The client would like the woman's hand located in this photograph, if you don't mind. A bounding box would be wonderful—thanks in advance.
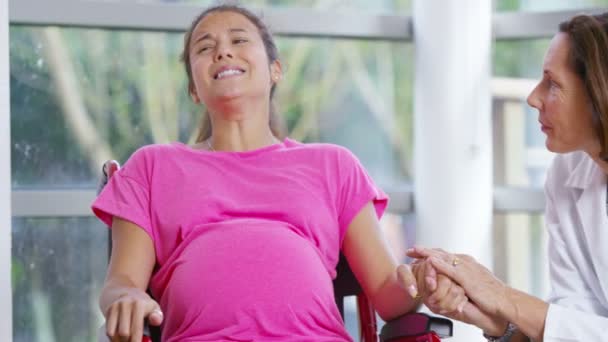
[449,300,510,336]
[408,247,509,318]
[410,259,468,315]
[408,248,510,335]
[103,287,163,342]
[101,218,159,341]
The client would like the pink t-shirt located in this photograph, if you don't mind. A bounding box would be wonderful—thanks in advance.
[92,138,388,342]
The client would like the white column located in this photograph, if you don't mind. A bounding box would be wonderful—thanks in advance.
[0,0,12,340]
[413,1,492,341]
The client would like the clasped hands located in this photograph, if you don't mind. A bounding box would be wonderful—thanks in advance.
[399,246,510,336]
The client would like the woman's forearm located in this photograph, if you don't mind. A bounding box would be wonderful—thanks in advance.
[498,287,549,341]
[371,268,420,321]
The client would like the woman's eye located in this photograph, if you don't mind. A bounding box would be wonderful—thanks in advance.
[544,78,558,90]
[549,80,560,90]
[198,46,213,53]
[233,38,248,44]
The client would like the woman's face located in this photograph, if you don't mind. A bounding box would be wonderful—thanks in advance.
[527,32,597,154]
[187,11,281,109]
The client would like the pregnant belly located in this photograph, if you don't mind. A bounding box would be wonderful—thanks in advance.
[158,221,343,340]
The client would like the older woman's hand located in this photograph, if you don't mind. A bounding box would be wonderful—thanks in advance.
[407,247,509,317]
[408,247,510,336]
[449,300,510,336]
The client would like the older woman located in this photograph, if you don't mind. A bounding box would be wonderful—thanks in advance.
[92,4,465,342]
[410,12,608,342]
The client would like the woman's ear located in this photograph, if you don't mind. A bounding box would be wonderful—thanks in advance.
[270,59,283,84]
[189,84,201,104]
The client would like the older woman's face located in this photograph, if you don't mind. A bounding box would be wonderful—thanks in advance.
[527,33,597,154]
[187,11,281,109]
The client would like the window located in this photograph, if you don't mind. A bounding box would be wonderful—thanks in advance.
[492,38,553,295]
[10,26,413,187]
[12,217,107,342]
[493,39,553,189]
[493,213,549,298]
[10,25,414,340]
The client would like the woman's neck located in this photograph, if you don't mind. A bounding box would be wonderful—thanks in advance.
[202,100,279,152]
[206,128,279,152]
[205,116,279,152]
[592,155,608,176]
[585,142,608,175]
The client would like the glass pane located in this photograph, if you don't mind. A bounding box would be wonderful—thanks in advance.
[493,39,554,187]
[9,26,196,188]
[494,39,549,79]
[493,99,555,188]
[129,0,412,13]
[12,217,107,342]
[496,0,608,12]
[493,213,549,298]
[10,26,413,188]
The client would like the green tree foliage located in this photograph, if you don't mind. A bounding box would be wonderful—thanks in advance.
[11,28,413,187]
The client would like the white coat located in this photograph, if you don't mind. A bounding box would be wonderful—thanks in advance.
[543,151,608,341]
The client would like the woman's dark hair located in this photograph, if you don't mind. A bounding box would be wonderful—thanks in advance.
[559,12,608,161]
[181,3,285,142]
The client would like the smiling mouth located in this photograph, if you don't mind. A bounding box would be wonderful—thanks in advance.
[214,69,245,80]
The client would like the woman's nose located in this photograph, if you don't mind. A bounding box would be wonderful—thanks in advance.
[214,44,233,62]
[527,83,542,110]
[215,52,233,61]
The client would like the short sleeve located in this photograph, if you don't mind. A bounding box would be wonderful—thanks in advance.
[336,148,389,239]
[91,148,154,241]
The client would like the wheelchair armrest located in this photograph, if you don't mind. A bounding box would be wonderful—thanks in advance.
[379,312,453,341]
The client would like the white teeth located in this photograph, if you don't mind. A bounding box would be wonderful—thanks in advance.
[216,69,244,79]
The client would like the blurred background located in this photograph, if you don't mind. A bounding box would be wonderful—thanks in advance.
[3,0,608,341]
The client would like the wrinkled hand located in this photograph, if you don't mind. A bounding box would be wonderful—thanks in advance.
[448,301,510,336]
[103,288,163,342]
[408,246,508,316]
[407,247,510,335]
[410,258,468,315]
